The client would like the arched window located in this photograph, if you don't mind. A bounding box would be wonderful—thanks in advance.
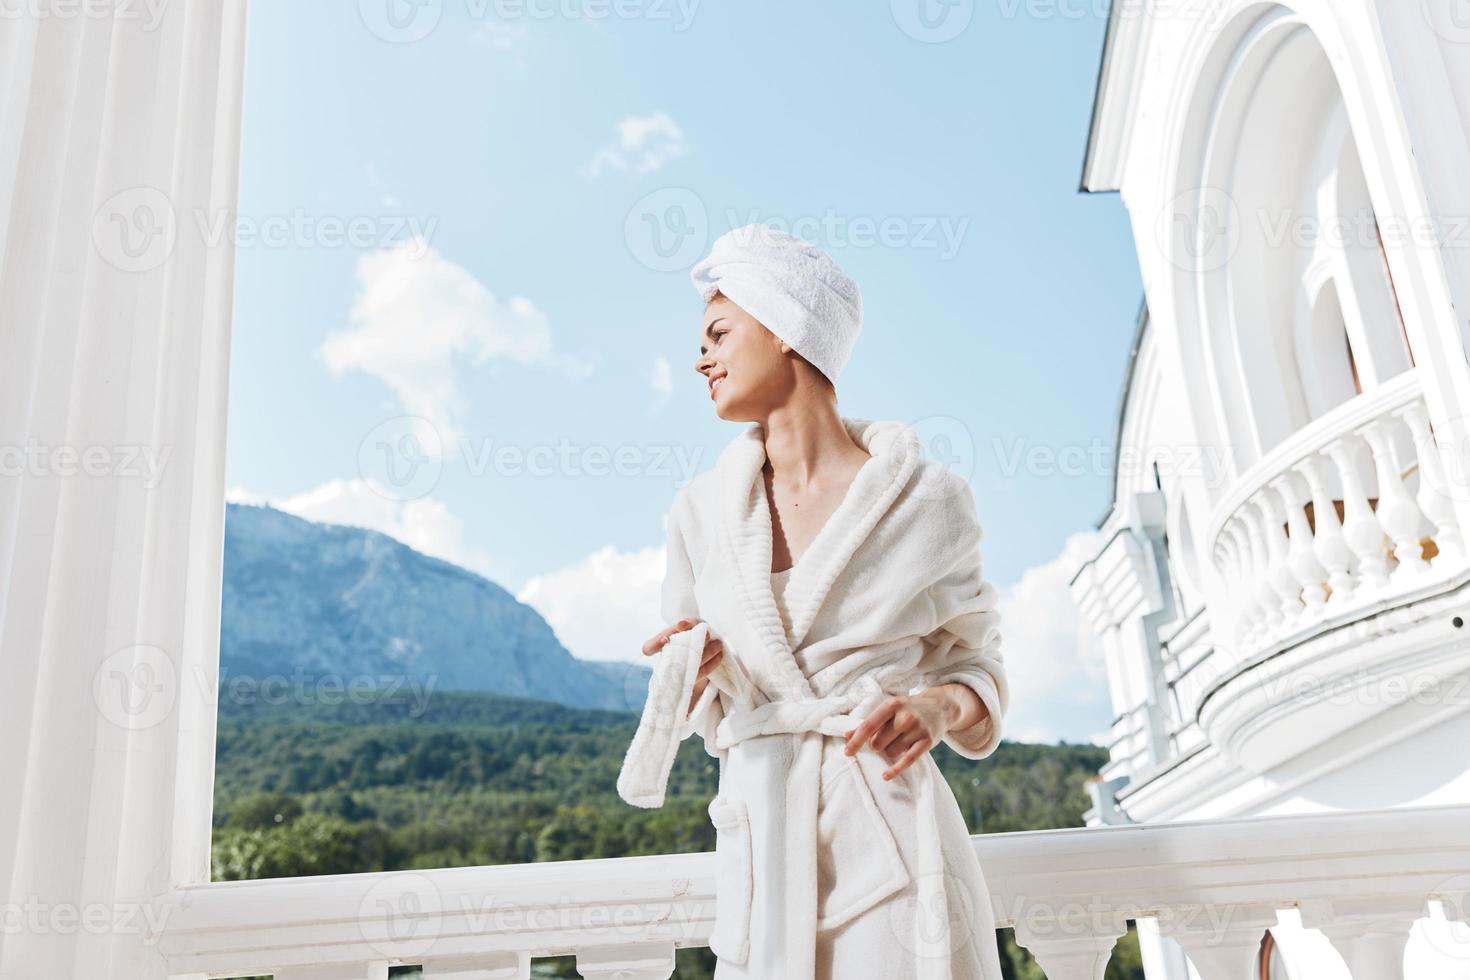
[1166,9,1417,474]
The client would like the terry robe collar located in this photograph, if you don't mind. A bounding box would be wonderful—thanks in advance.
[715,415,921,700]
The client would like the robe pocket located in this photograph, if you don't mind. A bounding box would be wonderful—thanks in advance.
[815,749,912,931]
[706,792,752,964]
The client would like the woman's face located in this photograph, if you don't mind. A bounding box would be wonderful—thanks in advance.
[695,294,794,421]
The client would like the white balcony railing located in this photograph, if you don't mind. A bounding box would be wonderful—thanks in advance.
[1206,369,1470,660]
[149,803,1470,980]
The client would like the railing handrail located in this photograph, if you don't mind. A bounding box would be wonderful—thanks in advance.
[1203,367,1424,553]
[150,801,1470,975]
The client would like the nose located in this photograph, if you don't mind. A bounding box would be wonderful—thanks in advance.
[695,353,715,376]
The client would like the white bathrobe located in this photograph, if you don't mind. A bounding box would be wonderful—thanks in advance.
[619,416,1009,980]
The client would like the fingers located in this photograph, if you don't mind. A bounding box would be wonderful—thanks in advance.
[696,637,724,680]
[882,735,932,780]
[687,637,723,713]
[843,697,899,756]
[640,617,704,656]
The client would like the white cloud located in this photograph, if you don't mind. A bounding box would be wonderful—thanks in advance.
[647,354,673,414]
[991,530,1113,747]
[232,478,499,582]
[225,485,267,505]
[517,541,669,663]
[585,112,688,178]
[319,239,594,443]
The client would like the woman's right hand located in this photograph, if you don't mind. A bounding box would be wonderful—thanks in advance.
[641,618,725,716]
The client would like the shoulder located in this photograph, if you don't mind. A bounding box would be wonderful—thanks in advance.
[912,459,982,526]
[670,468,721,527]
[898,459,984,564]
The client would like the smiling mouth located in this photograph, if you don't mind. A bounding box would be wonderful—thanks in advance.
[709,375,726,397]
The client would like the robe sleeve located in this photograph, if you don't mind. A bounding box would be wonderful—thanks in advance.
[914,477,1009,761]
[660,488,726,762]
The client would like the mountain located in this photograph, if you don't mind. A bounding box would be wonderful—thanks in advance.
[220,503,651,713]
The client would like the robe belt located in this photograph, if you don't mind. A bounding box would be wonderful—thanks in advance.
[711,673,956,980]
[709,673,888,750]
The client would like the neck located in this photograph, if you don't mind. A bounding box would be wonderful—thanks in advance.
[760,390,863,489]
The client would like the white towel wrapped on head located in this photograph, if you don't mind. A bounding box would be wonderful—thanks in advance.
[690,223,863,386]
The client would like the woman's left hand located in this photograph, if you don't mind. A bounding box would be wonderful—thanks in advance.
[843,684,985,780]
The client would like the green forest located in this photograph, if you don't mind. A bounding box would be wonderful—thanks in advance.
[212,681,1144,979]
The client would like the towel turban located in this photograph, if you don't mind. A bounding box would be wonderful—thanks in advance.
[690,223,862,386]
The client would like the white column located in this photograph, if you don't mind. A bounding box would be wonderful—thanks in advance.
[1362,4,1470,541]
[0,2,246,979]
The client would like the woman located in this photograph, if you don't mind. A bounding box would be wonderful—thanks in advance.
[621,224,1010,980]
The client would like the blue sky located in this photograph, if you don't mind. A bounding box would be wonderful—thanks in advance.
[225,0,1141,744]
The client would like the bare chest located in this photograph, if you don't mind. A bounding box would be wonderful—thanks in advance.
[766,478,855,572]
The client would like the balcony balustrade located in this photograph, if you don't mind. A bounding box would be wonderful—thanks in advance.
[152,803,1470,980]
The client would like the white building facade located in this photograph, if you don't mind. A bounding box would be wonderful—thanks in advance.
[1073,2,1470,978]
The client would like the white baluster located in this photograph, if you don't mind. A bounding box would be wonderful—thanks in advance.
[1272,470,1328,613]
[1360,416,1432,580]
[1299,897,1423,980]
[1243,502,1284,641]
[1156,903,1280,980]
[423,951,532,979]
[1323,434,1391,591]
[1399,402,1467,567]
[1301,453,1358,605]
[275,963,390,980]
[575,941,676,980]
[1257,485,1306,626]
[1012,918,1128,980]
[1214,528,1250,646]
[1224,520,1264,646]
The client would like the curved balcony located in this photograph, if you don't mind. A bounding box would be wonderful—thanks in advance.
[150,803,1470,979]
[1199,370,1470,773]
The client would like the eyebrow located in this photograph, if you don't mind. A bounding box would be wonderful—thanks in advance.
[699,317,726,356]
